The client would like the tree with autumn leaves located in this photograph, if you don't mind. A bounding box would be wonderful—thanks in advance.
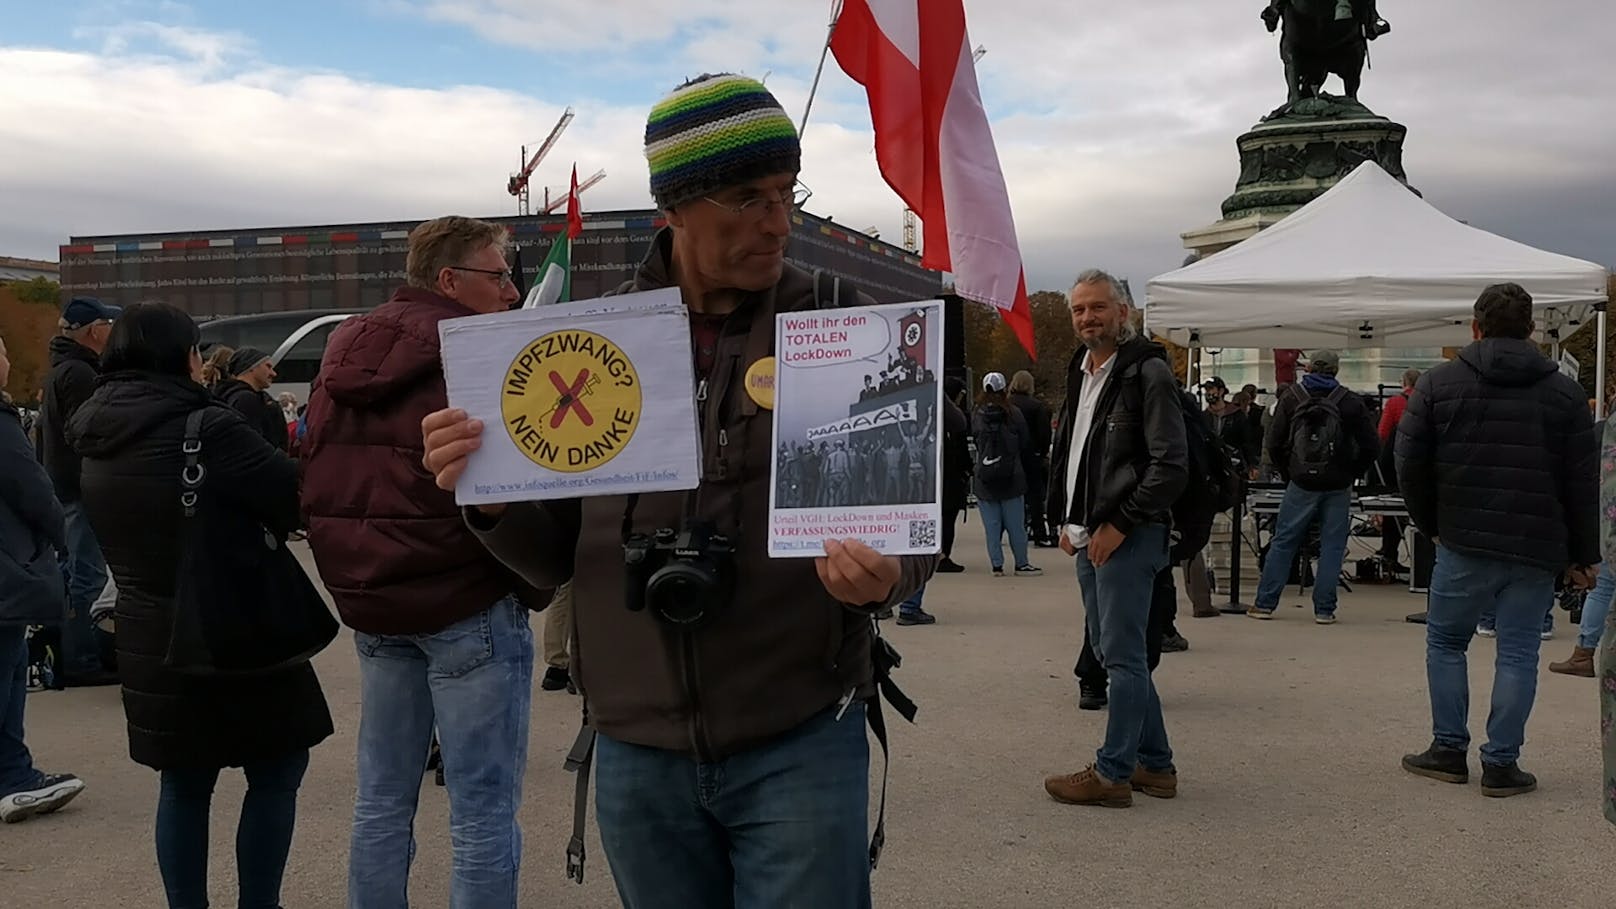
[0,278,63,404]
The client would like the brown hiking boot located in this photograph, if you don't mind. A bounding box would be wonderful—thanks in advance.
[1044,765,1132,808]
[1548,646,1596,677]
[1130,765,1178,799]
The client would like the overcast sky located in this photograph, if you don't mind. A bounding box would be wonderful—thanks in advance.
[2,0,1611,295]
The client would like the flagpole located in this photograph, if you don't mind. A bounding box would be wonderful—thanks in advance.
[798,0,844,139]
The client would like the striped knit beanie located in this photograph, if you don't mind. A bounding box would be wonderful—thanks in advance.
[645,73,801,210]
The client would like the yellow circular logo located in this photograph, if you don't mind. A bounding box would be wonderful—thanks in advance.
[745,356,776,410]
[500,329,641,472]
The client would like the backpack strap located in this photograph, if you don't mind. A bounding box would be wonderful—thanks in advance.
[1323,385,1350,407]
[180,410,206,519]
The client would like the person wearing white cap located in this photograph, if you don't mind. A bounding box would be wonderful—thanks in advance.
[972,372,1040,578]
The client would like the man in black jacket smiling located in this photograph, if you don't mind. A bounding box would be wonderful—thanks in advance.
[1043,269,1188,808]
[1396,282,1599,798]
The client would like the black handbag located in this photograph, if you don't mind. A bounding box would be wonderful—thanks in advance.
[165,409,338,676]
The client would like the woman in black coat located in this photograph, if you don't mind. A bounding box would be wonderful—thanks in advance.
[64,303,331,909]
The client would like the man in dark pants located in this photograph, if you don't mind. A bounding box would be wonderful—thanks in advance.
[1010,370,1053,546]
[1074,568,1176,709]
[938,377,971,572]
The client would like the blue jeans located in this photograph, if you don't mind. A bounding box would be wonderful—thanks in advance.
[1477,602,1555,635]
[1254,484,1351,616]
[59,502,108,676]
[1425,546,1553,765]
[900,585,925,616]
[979,496,1029,569]
[1579,564,1614,650]
[595,702,871,909]
[156,749,310,909]
[348,597,534,909]
[1078,523,1172,782]
[0,626,39,796]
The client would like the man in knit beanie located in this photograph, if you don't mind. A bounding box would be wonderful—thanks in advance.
[426,72,934,907]
[214,347,288,451]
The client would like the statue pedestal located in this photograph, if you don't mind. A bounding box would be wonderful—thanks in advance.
[1182,95,1415,261]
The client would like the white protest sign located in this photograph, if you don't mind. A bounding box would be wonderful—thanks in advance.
[768,300,945,558]
[438,287,700,505]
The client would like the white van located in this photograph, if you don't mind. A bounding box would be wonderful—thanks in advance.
[197,309,360,405]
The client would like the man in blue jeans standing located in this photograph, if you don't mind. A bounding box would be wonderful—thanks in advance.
[1044,269,1188,807]
[424,74,935,907]
[1397,282,1599,797]
[301,216,540,908]
[36,297,122,686]
[1248,349,1378,623]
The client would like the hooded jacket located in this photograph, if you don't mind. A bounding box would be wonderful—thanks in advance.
[215,377,289,452]
[1264,372,1379,490]
[0,399,66,626]
[299,286,534,634]
[37,336,102,502]
[468,229,935,760]
[66,372,332,770]
[1047,338,1188,537]
[1396,338,1597,571]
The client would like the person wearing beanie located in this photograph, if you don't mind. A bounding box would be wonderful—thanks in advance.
[213,347,287,452]
[422,71,933,907]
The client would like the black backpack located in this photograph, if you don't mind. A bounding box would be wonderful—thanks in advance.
[1171,390,1243,562]
[975,406,1018,491]
[1286,385,1355,489]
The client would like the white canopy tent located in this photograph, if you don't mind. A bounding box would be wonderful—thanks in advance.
[1147,161,1608,365]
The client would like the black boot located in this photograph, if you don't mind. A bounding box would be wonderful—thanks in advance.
[540,666,571,692]
[1480,762,1537,798]
[1401,742,1469,784]
[1078,685,1108,711]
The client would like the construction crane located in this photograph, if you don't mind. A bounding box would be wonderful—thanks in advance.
[901,45,986,254]
[541,169,608,214]
[509,107,575,215]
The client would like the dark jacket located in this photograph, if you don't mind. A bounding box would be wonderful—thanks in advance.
[1207,403,1258,468]
[0,400,67,626]
[1264,374,1379,489]
[37,336,102,502]
[1009,391,1052,462]
[300,287,534,635]
[1048,338,1188,536]
[469,229,935,760]
[66,372,332,770]
[972,401,1030,501]
[216,378,288,452]
[1396,339,1598,572]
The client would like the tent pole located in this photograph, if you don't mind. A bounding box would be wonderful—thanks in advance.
[1597,308,1608,419]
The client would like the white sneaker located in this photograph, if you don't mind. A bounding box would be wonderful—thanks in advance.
[1477,626,1497,638]
[0,773,85,823]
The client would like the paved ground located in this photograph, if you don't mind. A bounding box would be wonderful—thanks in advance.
[4,526,1612,908]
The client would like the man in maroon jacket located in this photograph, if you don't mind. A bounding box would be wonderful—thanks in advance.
[299,216,534,908]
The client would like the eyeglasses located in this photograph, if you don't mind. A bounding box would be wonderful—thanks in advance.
[448,265,515,286]
[702,184,813,223]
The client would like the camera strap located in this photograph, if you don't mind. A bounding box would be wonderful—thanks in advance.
[563,715,596,884]
[867,630,917,870]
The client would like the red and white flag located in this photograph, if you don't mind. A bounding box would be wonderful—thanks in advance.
[831,0,1036,357]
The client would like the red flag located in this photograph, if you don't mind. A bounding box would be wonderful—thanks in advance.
[565,165,583,240]
[899,310,927,370]
[831,0,1036,358]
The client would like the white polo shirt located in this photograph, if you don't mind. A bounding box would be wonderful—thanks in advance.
[1062,350,1118,548]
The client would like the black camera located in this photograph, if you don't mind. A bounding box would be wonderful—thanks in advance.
[623,521,736,629]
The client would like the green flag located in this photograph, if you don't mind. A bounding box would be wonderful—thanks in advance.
[536,230,572,303]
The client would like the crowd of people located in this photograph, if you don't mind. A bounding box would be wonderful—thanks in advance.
[1,68,1613,909]
[774,426,937,509]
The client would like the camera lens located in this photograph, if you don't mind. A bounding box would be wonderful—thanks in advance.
[646,563,720,627]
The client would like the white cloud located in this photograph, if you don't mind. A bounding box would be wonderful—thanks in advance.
[1,0,1611,302]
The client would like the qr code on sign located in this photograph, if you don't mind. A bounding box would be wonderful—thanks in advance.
[908,519,938,549]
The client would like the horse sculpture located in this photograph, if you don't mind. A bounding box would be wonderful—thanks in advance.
[1263,0,1389,105]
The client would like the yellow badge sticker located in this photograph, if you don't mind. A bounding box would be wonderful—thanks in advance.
[744,356,776,409]
[501,329,642,472]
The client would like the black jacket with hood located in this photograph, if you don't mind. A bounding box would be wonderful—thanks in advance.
[67,372,332,770]
[1395,338,1598,572]
[37,336,102,502]
[1047,338,1189,537]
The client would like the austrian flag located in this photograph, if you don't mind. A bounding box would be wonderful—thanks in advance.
[831,0,1036,357]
